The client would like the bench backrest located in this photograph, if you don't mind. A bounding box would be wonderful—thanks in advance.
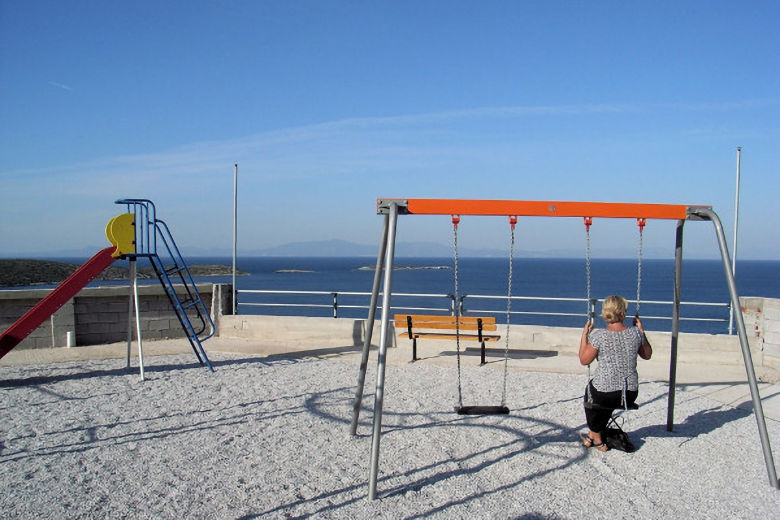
[393,314,497,331]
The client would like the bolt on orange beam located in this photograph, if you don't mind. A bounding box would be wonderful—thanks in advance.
[377,198,709,220]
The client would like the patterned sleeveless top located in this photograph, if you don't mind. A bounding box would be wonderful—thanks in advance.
[590,327,643,392]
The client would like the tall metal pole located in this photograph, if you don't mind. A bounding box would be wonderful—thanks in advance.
[728,147,741,335]
[126,259,144,380]
[133,261,144,380]
[126,258,134,368]
[232,163,238,316]
[368,202,399,500]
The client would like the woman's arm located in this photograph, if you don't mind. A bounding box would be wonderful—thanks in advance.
[579,321,598,365]
[634,317,653,360]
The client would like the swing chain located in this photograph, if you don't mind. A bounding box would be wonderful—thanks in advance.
[452,215,463,408]
[636,218,646,317]
[584,217,593,394]
[584,217,593,320]
[502,216,517,407]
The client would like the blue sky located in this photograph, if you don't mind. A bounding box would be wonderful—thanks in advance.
[1,1,778,259]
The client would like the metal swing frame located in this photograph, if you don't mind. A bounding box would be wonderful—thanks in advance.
[351,198,778,500]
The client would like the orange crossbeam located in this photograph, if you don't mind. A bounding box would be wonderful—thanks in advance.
[379,199,707,220]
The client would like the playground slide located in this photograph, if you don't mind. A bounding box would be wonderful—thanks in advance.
[0,211,135,360]
[0,246,118,360]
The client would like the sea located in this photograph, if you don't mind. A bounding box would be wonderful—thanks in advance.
[17,256,778,335]
[100,255,778,336]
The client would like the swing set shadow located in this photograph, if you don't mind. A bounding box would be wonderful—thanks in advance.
[403,347,557,366]
[459,346,558,361]
[351,198,779,499]
[399,345,558,364]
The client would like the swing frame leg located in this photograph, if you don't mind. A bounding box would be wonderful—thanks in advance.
[367,202,399,500]
[350,213,389,437]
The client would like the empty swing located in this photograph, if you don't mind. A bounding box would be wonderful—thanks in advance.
[452,215,515,415]
[584,216,646,413]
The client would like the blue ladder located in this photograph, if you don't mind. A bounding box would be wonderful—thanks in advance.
[116,199,214,371]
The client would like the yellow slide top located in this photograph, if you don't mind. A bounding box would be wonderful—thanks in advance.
[105,213,136,258]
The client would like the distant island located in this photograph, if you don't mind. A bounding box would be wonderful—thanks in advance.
[356,265,450,271]
[0,259,246,288]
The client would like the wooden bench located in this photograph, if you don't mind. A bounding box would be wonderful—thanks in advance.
[394,314,500,364]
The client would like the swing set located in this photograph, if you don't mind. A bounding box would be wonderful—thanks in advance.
[351,198,778,500]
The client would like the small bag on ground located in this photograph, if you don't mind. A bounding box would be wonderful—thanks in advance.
[603,423,636,452]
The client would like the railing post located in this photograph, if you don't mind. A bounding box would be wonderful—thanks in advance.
[332,292,338,318]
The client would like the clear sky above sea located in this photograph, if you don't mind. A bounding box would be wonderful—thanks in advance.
[1,1,779,260]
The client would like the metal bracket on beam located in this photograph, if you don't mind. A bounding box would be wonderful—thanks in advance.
[686,206,714,221]
[376,199,409,215]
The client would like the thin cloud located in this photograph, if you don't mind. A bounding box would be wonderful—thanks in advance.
[1,99,772,186]
[1,98,777,258]
[302,103,632,131]
[653,98,778,112]
[48,81,73,91]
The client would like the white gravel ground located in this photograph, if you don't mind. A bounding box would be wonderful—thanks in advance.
[1,352,779,519]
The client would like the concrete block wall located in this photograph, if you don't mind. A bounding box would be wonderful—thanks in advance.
[742,297,780,370]
[219,314,387,350]
[0,292,76,349]
[0,283,222,349]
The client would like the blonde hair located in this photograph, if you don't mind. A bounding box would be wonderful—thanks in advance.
[601,295,628,324]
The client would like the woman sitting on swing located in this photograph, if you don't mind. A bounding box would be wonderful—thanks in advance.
[578,295,653,451]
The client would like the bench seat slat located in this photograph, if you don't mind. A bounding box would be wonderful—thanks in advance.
[394,314,496,323]
[399,332,500,341]
[401,322,497,331]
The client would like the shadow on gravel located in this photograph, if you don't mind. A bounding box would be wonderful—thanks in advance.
[247,385,590,519]
[0,344,370,387]
[628,404,752,450]
[0,360,205,387]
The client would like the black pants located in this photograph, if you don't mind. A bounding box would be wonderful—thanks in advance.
[583,381,638,433]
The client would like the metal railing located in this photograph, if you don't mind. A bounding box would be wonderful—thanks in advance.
[239,290,452,318]
[466,294,730,325]
[237,289,731,332]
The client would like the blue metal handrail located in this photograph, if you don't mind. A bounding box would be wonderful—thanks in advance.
[114,199,214,370]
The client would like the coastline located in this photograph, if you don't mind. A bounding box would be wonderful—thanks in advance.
[0,259,246,288]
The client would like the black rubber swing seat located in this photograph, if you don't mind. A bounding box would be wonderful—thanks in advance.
[584,401,639,411]
[455,405,510,415]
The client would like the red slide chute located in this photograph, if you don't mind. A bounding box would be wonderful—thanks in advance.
[0,246,117,359]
